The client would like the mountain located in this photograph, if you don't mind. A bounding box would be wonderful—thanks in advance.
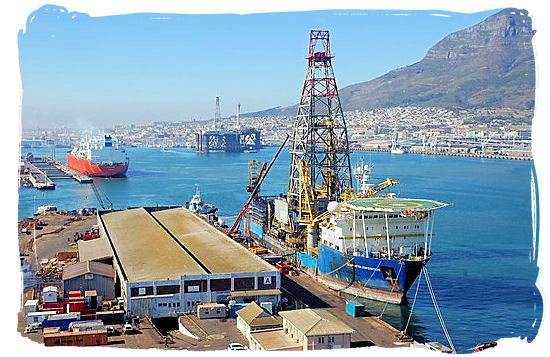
[246,8,535,117]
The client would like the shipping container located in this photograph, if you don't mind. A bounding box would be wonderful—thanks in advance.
[43,330,108,347]
[42,312,80,331]
[69,320,104,332]
[24,299,39,316]
[95,310,125,325]
[229,304,248,318]
[42,301,64,312]
[27,311,57,324]
[345,301,364,317]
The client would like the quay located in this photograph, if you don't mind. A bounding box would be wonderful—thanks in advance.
[352,147,533,161]
[21,159,55,190]
[18,206,418,350]
[21,156,92,189]
[280,273,413,348]
[50,161,93,183]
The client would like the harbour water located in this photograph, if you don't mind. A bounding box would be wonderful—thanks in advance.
[18,146,542,352]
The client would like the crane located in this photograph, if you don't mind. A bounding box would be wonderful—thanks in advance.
[228,134,289,235]
[359,178,400,198]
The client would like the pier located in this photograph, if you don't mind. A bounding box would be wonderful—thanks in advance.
[352,147,533,161]
[21,156,92,189]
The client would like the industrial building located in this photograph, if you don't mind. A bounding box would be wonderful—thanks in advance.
[248,309,354,351]
[97,206,281,318]
[62,260,115,300]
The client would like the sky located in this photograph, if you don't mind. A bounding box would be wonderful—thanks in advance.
[18,4,500,129]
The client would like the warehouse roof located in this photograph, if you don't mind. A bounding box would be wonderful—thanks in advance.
[78,238,112,263]
[100,208,206,282]
[63,261,115,281]
[278,309,354,336]
[152,207,276,274]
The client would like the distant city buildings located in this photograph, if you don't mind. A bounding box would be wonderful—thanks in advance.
[21,106,532,157]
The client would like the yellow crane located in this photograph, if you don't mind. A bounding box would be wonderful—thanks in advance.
[360,178,400,198]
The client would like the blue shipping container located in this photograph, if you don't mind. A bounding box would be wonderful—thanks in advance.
[345,301,364,318]
[42,316,79,330]
[229,304,248,318]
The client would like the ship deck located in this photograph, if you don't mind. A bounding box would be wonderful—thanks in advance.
[345,197,447,212]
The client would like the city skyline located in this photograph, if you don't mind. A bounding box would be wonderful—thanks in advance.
[18,4,498,129]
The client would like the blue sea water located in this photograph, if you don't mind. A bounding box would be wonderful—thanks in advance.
[18,146,542,352]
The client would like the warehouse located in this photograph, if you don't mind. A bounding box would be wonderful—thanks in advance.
[97,207,281,318]
[62,260,115,300]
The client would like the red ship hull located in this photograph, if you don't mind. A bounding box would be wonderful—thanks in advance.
[66,153,128,178]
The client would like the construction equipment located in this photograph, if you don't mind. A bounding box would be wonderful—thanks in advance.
[360,178,400,198]
[228,134,290,235]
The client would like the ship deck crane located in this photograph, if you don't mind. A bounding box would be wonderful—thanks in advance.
[359,178,400,198]
[228,134,290,235]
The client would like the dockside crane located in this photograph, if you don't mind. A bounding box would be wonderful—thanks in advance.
[228,134,290,236]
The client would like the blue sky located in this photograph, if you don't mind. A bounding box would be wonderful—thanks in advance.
[18,5,499,128]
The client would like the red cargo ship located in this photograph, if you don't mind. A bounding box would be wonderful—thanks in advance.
[66,135,129,178]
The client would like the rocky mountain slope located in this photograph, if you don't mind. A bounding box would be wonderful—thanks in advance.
[245,8,535,117]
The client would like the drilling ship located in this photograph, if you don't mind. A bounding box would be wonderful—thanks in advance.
[66,135,129,178]
[237,30,447,305]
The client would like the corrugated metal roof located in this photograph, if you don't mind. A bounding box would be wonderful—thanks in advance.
[250,329,302,351]
[152,207,277,274]
[62,261,115,281]
[236,302,282,327]
[100,208,206,282]
[278,309,355,336]
[77,238,112,262]
[236,302,264,325]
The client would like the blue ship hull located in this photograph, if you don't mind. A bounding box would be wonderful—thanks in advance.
[244,215,427,304]
[298,245,427,304]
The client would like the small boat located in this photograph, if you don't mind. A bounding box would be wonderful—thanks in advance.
[186,185,218,215]
[471,341,497,353]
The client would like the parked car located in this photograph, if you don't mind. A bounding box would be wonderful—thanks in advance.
[25,322,41,333]
[228,343,246,351]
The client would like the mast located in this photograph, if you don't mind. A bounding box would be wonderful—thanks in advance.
[287,30,353,217]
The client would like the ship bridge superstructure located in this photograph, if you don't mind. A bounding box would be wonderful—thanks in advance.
[320,197,448,260]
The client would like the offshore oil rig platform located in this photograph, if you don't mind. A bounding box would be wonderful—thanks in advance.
[195,98,261,153]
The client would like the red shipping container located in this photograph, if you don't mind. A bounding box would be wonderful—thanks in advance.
[67,301,85,313]
[42,302,65,313]
[69,291,82,298]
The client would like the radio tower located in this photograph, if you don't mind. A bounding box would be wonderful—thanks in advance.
[214,96,221,130]
[288,30,353,215]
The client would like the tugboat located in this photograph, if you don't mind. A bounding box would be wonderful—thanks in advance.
[186,185,218,215]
